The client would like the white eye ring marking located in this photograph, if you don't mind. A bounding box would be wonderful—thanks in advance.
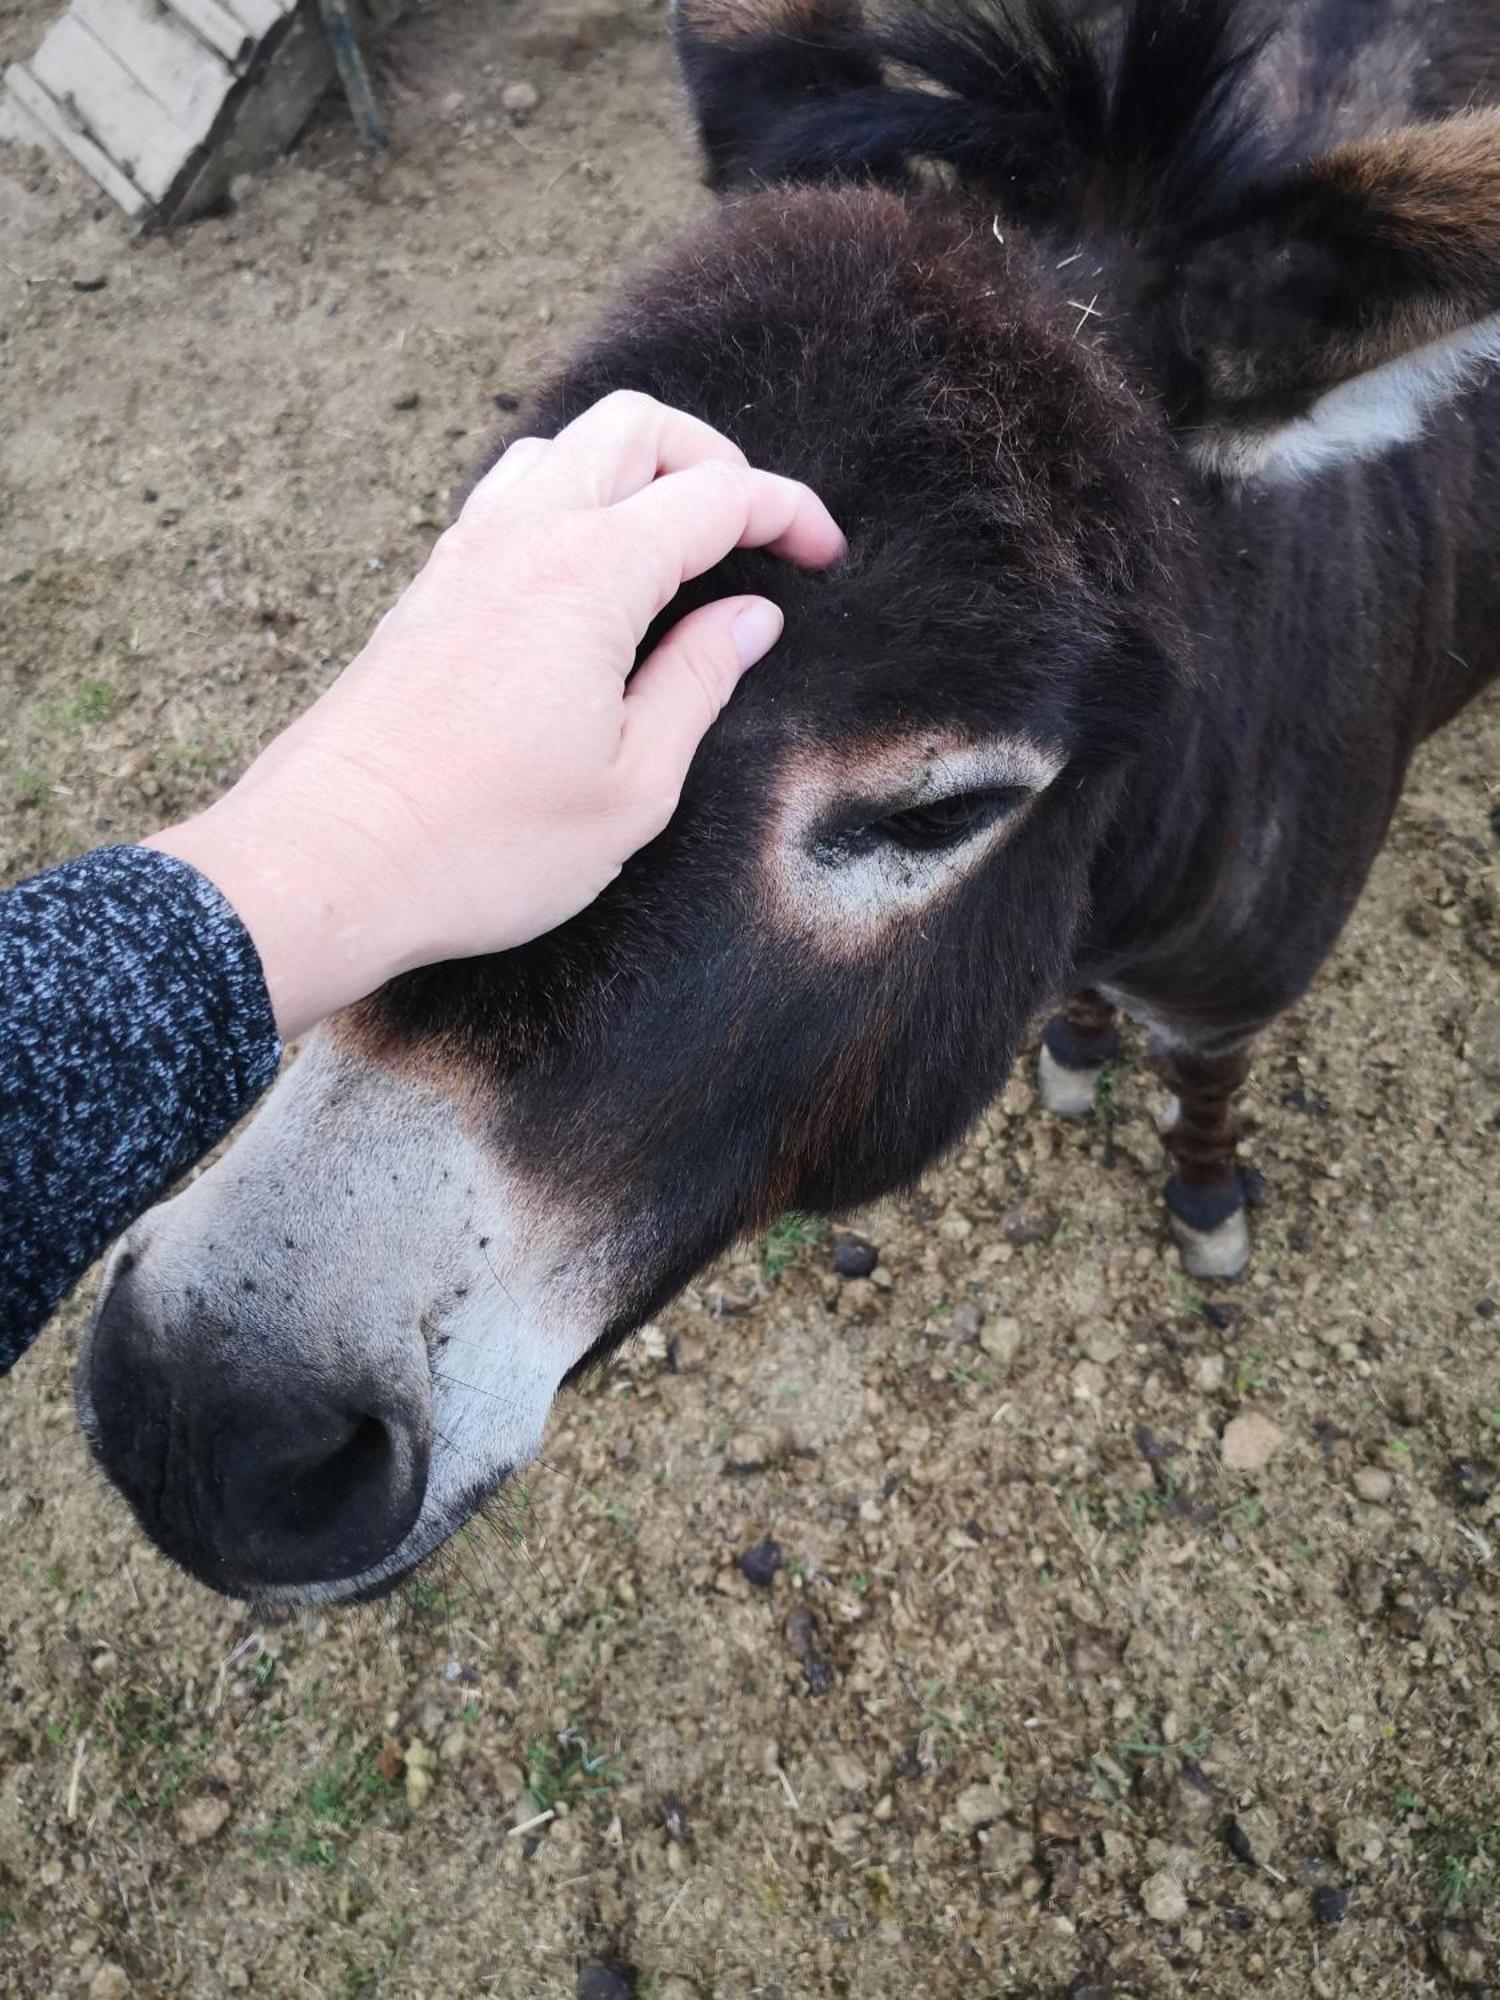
[769,736,1064,939]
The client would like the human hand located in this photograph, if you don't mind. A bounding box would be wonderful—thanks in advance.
[143,391,845,1041]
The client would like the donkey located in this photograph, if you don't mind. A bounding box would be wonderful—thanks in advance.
[78,0,1500,1603]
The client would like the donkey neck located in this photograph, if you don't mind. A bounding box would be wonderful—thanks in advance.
[1072,405,1500,1041]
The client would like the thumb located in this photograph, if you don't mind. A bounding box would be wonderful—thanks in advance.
[620,594,783,793]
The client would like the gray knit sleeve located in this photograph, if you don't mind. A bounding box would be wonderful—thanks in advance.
[0,845,282,1370]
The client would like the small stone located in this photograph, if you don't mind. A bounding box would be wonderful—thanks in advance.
[1221,1411,1285,1473]
[88,1968,129,2000]
[393,389,420,411]
[1434,1923,1489,1987]
[1142,1871,1189,1923]
[1449,1457,1496,1507]
[1310,1885,1347,1926]
[1352,1466,1394,1505]
[1071,1360,1106,1402]
[1334,1817,1385,1870]
[71,273,108,293]
[404,1738,436,1811]
[832,1232,878,1278]
[1469,998,1500,1080]
[955,1783,1008,1829]
[829,1752,869,1791]
[176,1794,230,1846]
[577,1967,633,2000]
[1225,1818,1255,1865]
[945,1301,985,1343]
[1001,1200,1055,1245]
[493,391,522,412]
[725,1431,788,1472]
[980,1315,1024,1364]
[738,1538,782,1587]
[501,80,541,117]
[783,1604,817,1659]
[1350,1559,1387,1618]
[1232,1806,1280,1866]
[1083,1328,1123,1367]
[1192,1354,1227,1393]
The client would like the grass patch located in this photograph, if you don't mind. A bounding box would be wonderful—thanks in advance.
[10,767,51,807]
[1400,1795,1498,1917]
[65,677,119,726]
[523,1729,626,1822]
[257,1743,405,1869]
[760,1210,829,1279]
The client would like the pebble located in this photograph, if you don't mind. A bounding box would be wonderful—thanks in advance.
[1334,1816,1385,1869]
[1001,1200,1055,1245]
[577,1966,634,2000]
[829,1752,869,1791]
[980,1315,1024,1364]
[738,1537,782,1587]
[1141,1870,1189,1923]
[1310,1885,1347,1926]
[176,1794,230,1846]
[1221,1411,1285,1472]
[71,274,108,293]
[945,1301,985,1343]
[1352,1466,1394,1505]
[1224,1818,1255,1865]
[1231,1806,1280,1866]
[88,1969,129,2000]
[783,1604,817,1659]
[832,1232,878,1278]
[393,389,421,411]
[725,1431,789,1472]
[1434,1923,1489,1986]
[1449,1457,1496,1507]
[955,1784,1008,1829]
[1192,1353,1227,1393]
[404,1739,436,1811]
[502,80,541,117]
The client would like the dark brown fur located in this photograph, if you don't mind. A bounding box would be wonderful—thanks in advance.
[81,0,1500,1596]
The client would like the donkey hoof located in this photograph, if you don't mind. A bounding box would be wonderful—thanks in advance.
[1038,1043,1102,1119]
[1170,1205,1251,1281]
[1164,1177,1250,1281]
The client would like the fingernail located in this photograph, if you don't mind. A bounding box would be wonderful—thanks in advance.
[731,599,784,668]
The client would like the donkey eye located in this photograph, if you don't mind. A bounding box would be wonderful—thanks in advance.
[850,785,1029,856]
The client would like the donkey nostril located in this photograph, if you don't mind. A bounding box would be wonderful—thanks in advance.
[281,1412,395,1536]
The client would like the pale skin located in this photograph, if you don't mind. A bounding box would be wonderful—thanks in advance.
[145,392,847,1041]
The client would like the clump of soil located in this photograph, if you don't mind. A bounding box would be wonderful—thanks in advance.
[1,5,1496,1995]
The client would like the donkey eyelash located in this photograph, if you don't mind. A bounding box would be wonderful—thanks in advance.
[813,784,1032,863]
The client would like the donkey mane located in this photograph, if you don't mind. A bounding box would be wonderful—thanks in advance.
[688,0,1276,229]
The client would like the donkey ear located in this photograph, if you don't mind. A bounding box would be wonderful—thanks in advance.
[1173,110,1500,482]
[671,0,880,190]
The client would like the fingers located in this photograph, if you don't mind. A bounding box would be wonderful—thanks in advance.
[463,390,752,522]
[620,595,784,808]
[606,459,846,630]
[477,435,549,500]
[541,389,750,504]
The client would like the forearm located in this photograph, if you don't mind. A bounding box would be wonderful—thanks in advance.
[0,846,281,1367]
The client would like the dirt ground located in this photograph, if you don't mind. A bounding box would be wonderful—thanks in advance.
[1,3,1497,1995]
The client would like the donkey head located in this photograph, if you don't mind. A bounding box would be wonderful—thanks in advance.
[80,0,1500,1599]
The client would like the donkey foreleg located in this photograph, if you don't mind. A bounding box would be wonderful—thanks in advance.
[1038,988,1121,1118]
[1150,1039,1254,1281]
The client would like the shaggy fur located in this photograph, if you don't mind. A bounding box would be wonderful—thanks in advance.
[81,0,1500,1596]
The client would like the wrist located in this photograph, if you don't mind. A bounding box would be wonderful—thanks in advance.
[141,803,399,1042]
